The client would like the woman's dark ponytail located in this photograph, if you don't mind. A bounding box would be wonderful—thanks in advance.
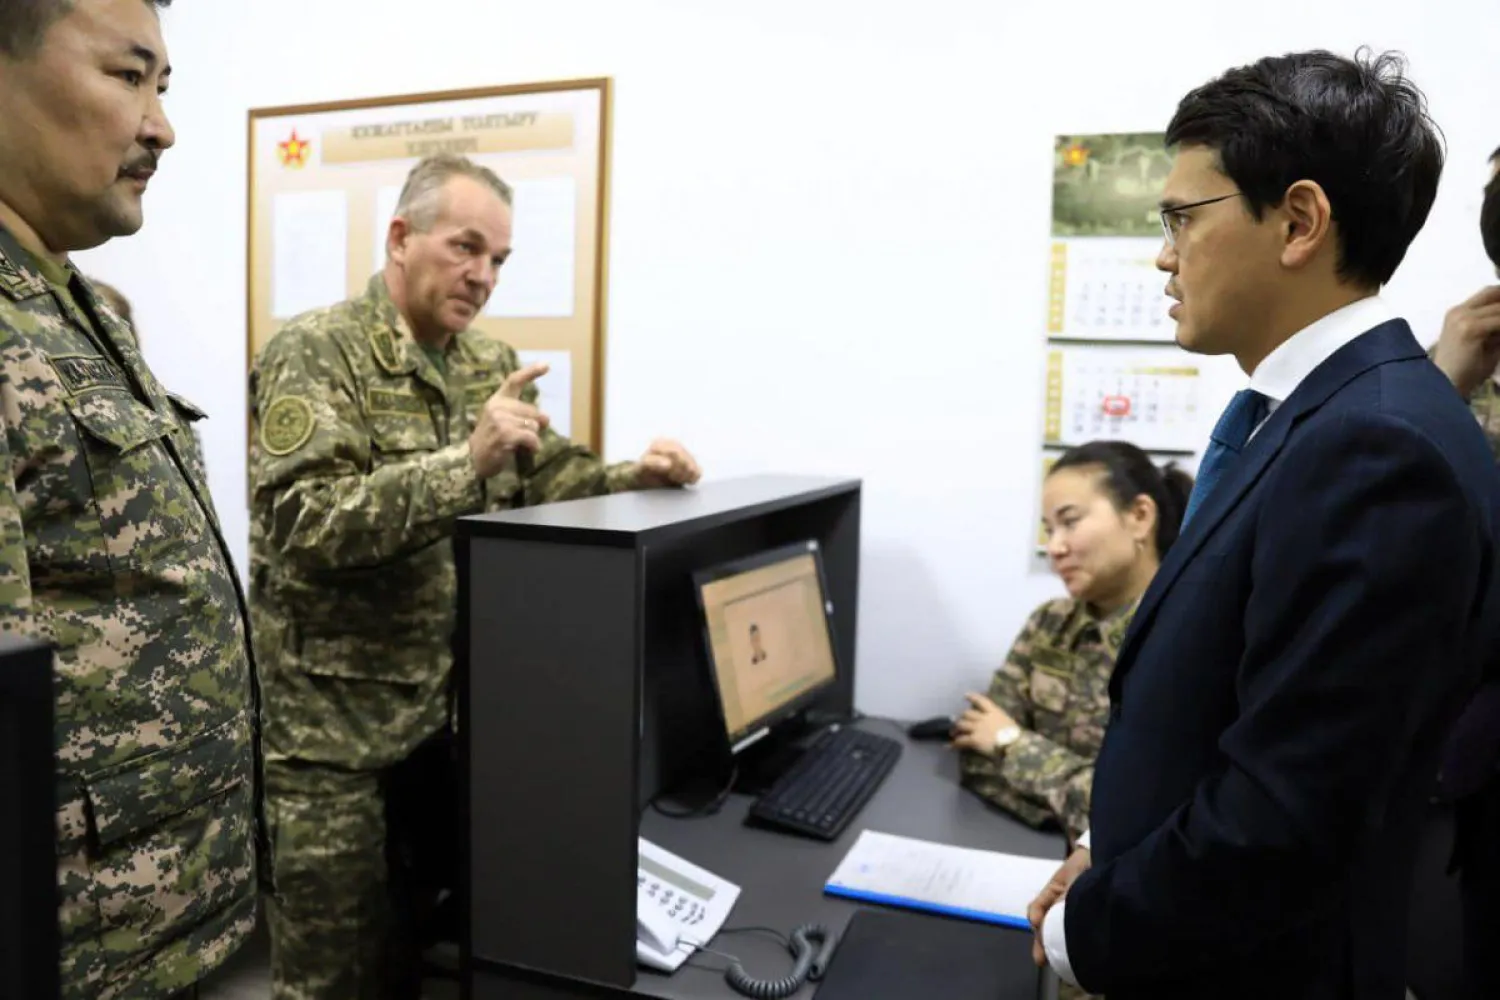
[1050,441,1195,557]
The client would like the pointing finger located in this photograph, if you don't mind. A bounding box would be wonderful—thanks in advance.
[499,363,550,399]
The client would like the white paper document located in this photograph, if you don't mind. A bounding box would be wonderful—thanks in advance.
[824,830,1060,929]
[487,177,577,318]
[515,349,573,439]
[272,190,348,319]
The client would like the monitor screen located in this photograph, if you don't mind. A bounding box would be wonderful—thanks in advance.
[694,540,839,749]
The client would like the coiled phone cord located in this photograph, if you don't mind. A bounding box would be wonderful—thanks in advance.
[722,923,836,999]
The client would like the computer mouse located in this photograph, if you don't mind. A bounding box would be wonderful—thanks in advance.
[906,715,955,741]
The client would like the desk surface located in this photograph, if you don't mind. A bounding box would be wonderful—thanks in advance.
[632,719,1068,999]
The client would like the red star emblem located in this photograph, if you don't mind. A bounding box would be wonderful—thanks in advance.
[278,129,311,168]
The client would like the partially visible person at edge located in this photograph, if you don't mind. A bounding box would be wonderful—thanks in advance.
[1428,143,1500,1000]
[953,442,1192,849]
[248,152,702,999]
[91,275,133,330]
[90,276,206,461]
[0,1,262,998]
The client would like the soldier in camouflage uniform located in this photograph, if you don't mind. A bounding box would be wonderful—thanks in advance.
[1464,376,1500,460]
[249,153,701,999]
[951,442,1191,999]
[88,277,205,462]
[1431,148,1500,436]
[0,2,261,998]
[952,442,1192,844]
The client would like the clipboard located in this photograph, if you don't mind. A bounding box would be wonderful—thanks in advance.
[814,907,1042,1000]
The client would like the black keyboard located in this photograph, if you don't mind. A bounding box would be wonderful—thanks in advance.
[748,726,902,840]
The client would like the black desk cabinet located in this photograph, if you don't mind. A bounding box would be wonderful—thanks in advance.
[456,475,1066,999]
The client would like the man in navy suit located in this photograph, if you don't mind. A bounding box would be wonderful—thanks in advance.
[1026,50,1500,999]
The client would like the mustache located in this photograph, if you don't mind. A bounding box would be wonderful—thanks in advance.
[120,150,159,175]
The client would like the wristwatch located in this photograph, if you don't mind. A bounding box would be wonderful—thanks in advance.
[993,724,1022,754]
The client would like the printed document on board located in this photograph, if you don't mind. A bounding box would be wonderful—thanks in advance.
[824,830,1060,929]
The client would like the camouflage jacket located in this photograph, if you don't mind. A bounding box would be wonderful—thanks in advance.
[960,596,1131,844]
[248,274,638,772]
[1468,377,1500,462]
[0,229,259,999]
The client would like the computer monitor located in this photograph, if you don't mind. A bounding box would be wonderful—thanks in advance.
[0,635,58,1000]
[693,539,840,754]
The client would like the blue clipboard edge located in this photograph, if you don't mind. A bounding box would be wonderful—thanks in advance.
[823,883,1032,931]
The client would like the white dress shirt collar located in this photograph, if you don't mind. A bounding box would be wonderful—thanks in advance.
[1249,295,1397,408]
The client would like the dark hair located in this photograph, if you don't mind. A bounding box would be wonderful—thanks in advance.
[1483,156,1500,270]
[1165,47,1444,289]
[0,0,171,59]
[1049,441,1195,558]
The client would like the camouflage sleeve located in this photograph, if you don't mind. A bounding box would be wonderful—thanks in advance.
[959,604,1055,829]
[996,729,1094,842]
[517,425,640,506]
[959,753,1056,830]
[250,325,482,572]
[0,403,38,639]
[989,607,1096,841]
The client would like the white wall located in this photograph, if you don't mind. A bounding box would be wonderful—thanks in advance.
[77,0,1500,718]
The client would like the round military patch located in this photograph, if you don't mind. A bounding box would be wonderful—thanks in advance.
[261,396,315,456]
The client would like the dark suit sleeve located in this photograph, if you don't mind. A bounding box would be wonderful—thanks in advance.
[1438,676,1500,800]
[1065,413,1483,992]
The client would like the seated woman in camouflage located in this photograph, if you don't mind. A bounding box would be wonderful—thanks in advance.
[951,441,1193,848]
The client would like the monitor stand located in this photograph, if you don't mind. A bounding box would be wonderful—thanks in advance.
[729,716,821,798]
[651,711,851,811]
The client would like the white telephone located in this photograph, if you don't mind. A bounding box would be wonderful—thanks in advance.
[636,837,740,972]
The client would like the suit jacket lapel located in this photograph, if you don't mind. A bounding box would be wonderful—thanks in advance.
[1110,408,1293,695]
[1110,320,1427,694]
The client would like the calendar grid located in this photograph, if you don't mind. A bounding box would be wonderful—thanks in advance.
[1037,132,1206,556]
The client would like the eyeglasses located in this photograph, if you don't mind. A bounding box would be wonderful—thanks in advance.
[1159,193,1243,248]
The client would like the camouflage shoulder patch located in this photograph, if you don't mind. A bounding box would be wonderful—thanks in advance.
[370,327,405,375]
[261,396,315,456]
[0,248,48,301]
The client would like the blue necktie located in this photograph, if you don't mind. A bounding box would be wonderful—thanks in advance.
[1181,389,1268,527]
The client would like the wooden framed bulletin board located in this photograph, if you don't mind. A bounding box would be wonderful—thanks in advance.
[246,78,613,451]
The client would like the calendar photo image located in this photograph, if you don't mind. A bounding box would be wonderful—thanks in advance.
[1046,237,1175,342]
[1042,344,1203,453]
